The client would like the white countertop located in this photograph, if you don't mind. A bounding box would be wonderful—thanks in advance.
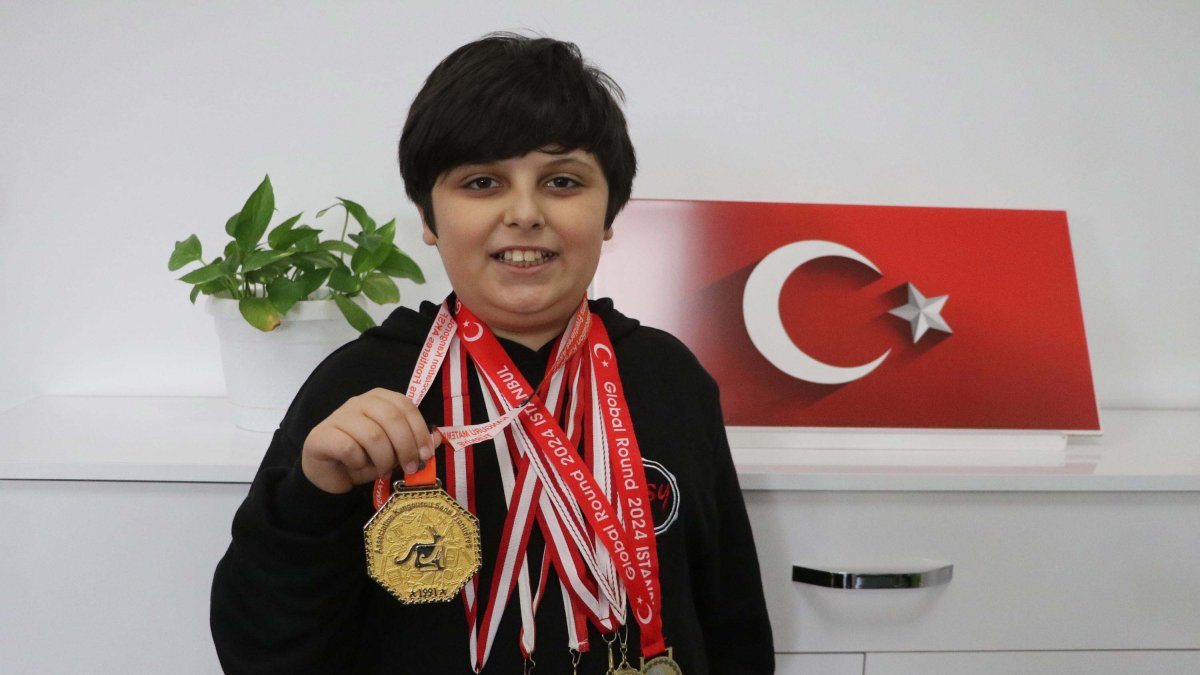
[0,396,1197,491]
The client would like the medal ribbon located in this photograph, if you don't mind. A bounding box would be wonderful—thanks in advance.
[450,302,595,670]
[369,298,665,664]
[371,303,457,508]
[453,302,668,658]
[587,319,666,658]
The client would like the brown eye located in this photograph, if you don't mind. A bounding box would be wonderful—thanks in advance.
[546,176,580,189]
[465,177,499,190]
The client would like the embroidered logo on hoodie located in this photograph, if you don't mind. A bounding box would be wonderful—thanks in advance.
[643,459,680,534]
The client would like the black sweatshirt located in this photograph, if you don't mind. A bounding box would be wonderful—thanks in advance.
[210,298,774,674]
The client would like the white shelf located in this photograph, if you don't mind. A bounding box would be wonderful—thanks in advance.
[0,396,1197,492]
[0,396,266,483]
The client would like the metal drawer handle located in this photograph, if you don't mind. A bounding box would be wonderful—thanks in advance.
[792,562,953,590]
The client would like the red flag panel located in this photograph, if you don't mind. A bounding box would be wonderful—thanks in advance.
[598,199,1100,431]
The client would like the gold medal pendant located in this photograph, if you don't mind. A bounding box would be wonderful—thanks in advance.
[364,479,482,604]
[640,648,683,675]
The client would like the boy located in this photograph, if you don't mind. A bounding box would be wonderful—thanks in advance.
[211,33,774,674]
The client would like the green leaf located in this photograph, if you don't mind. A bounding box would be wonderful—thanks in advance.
[333,294,375,332]
[338,198,376,233]
[266,278,306,315]
[222,241,242,271]
[239,297,282,332]
[178,262,228,285]
[293,251,340,269]
[351,233,391,275]
[242,249,292,273]
[315,202,340,219]
[319,239,355,256]
[378,248,425,283]
[225,211,240,237]
[296,268,332,298]
[377,219,396,248]
[270,224,321,251]
[198,278,227,296]
[168,234,202,271]
[362,272,400,304]
[234,175,275,253]
[221,253,240,276]
[294,232,322,253]
[327,263,360,293]
[266,212,304,250]
[189,285,202,304]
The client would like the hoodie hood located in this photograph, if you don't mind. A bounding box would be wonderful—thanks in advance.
[370,295,641,348]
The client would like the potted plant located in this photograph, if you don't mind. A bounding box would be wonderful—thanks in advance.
[168,175,425,431]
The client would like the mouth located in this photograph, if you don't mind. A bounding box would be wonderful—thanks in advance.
[492,248,557,268]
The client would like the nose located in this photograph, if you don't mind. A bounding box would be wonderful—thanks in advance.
[502,186,545,230]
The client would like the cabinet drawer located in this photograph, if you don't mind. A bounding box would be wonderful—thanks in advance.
[865,650,1200,675]
[776,653,863,675]
[745,490,1200,653]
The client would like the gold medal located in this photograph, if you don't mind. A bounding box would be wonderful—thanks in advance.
[363,479,481,604]
[640,648,682,675]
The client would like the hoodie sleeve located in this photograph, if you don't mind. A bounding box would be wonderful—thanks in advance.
[209,329,416,674]
[210,428,372,674]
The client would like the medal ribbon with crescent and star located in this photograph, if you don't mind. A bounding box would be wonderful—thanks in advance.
[449,300,671,661]
[369,301,590,668]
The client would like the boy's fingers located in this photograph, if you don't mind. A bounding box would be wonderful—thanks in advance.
[333,418,391,477]
[364,389,431,473]
[321,422,376,475]
[358,400,419,475]
[369,388,433,463]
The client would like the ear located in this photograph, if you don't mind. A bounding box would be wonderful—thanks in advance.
[418,207,437,246]
[603,227,614,242]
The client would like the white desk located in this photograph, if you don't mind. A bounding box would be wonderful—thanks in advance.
[2,396,1197,491]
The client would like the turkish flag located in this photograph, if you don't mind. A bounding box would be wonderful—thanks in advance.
[598,199,1100,431]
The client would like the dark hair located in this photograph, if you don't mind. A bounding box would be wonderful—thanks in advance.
[398,33,636,231]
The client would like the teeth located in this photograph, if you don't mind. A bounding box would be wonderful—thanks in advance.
[497,249,553,265]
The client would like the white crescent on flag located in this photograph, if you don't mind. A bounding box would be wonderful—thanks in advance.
[742,240,891,385]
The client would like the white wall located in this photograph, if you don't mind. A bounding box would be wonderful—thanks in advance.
[2,0,1197,412]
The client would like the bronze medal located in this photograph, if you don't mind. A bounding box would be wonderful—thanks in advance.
[364,480,481,604]
[640,648,683,675]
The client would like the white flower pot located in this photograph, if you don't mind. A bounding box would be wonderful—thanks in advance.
[206,296,362,432]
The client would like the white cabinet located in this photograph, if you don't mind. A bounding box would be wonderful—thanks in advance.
[865,650,1200,675]
[0,480,244,673]
[746,490,1200,654]
[734,408,1200,669]
[776,653,864,675]
[2,400,1199,672]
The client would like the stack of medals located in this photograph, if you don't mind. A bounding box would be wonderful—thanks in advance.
[364,297,682,674]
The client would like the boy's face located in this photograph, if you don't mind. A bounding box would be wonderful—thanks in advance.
[422,148,612,347]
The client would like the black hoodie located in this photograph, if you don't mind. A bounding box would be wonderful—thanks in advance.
[211,298,774,674]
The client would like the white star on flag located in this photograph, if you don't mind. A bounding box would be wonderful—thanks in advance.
[889,282,953,343]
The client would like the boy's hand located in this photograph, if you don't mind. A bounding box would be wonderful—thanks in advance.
[301,388,441,495]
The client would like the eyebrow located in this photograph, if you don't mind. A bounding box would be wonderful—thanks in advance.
[542,156,594,169]
[443,155,598,182]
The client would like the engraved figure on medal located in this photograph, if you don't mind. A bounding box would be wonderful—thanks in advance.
[364,481,481,604]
